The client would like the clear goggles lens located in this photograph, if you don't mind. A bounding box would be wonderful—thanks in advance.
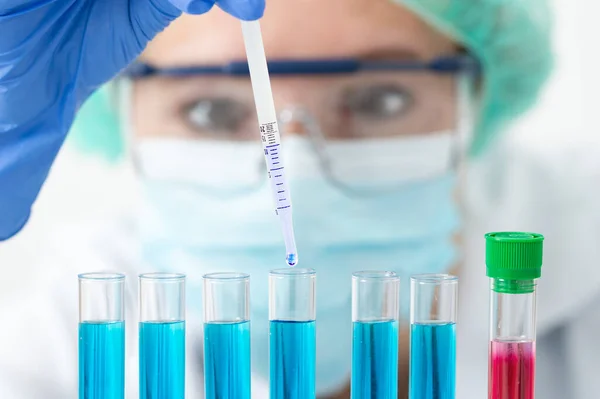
[125,71,473,194]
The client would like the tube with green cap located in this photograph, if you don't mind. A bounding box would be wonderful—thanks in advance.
[485,232,544,399]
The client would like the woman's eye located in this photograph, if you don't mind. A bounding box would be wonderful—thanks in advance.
[185,98,249,133]
[343,85,412,119]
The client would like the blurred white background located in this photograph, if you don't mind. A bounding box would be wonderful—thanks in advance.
[0,0,598,299]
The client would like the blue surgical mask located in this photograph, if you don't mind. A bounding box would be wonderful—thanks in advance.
[135,135,460,396]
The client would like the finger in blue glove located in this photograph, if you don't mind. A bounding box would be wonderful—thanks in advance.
[0,0,265,240]
[171,0,265,20]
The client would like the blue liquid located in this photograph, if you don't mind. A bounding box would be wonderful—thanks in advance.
[409,322,456,399]
[286,253,297,266]
[204,321,251,399]
[270,320,316,399]
[139,321,185,399]
[351,320,399,399]
[79,321,125,399]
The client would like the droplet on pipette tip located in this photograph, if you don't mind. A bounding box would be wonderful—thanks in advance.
[286,253,297,267]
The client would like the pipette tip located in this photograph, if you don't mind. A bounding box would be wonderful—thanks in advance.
[286,253,297,267]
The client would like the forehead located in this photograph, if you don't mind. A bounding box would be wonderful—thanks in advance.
[141,0,456,66]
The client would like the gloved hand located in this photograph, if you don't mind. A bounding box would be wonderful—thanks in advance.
[0,0,264,240]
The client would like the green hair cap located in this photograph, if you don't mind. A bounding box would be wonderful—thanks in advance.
[69,0,553,161]
[400,0,554,155]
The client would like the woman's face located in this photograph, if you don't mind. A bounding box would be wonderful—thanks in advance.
[133,4,463,396]
[131,0,459,141]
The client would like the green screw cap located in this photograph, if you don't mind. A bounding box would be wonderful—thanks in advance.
[485,232,544,281]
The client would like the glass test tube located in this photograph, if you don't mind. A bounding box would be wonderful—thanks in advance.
[270,268,316,399]
[351,271,400,399]
[203,273,251,399]
[409,274,458,399]
[486,232,544,399]
[78,273,126,399]
[139,273,186,399]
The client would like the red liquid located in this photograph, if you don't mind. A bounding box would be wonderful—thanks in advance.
[488,340,535,399]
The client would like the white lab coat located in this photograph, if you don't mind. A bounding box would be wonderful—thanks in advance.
[0,131,599,398]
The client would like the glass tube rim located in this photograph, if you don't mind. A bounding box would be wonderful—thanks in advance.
[411,273,458,285]
[202,272,249,281]
[352,270,399,282]
[78,272,125,281]
[269,268,316,278]
[139,272,186,281]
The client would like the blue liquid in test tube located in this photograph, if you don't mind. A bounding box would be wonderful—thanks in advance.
[351,271,400,399]
[203,273,251,399]
[409,274,458,399]
[78,273,126,399]
[352,320,399,398]
[79,321,125,399]
[410,323,456,398]
[139,273,186,399]
[269,268,317,399]
[270,320,316,399]
[204,321,251,399]
[139,321,185,398]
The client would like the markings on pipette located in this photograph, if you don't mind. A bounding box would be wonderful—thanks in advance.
[259,120,293,224]
[260,122,278,145]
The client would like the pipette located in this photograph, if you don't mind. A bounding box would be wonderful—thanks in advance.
[241,20,298,267]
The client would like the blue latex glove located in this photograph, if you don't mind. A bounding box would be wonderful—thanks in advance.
[0,0,264,240]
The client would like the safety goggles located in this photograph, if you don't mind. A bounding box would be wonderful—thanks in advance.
[121,56,479,195]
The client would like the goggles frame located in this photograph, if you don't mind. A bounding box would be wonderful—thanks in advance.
[123,55,480,79]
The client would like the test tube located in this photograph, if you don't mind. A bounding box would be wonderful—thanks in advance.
[409,274,458,399]
[203,273,251,399]
[351,271,400,399]
[139,273,186,399]
[486,232,544,399]
[78,272,126,399]
[269,268,316,399]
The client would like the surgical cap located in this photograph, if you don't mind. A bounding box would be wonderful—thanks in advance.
[69,0,553,159]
